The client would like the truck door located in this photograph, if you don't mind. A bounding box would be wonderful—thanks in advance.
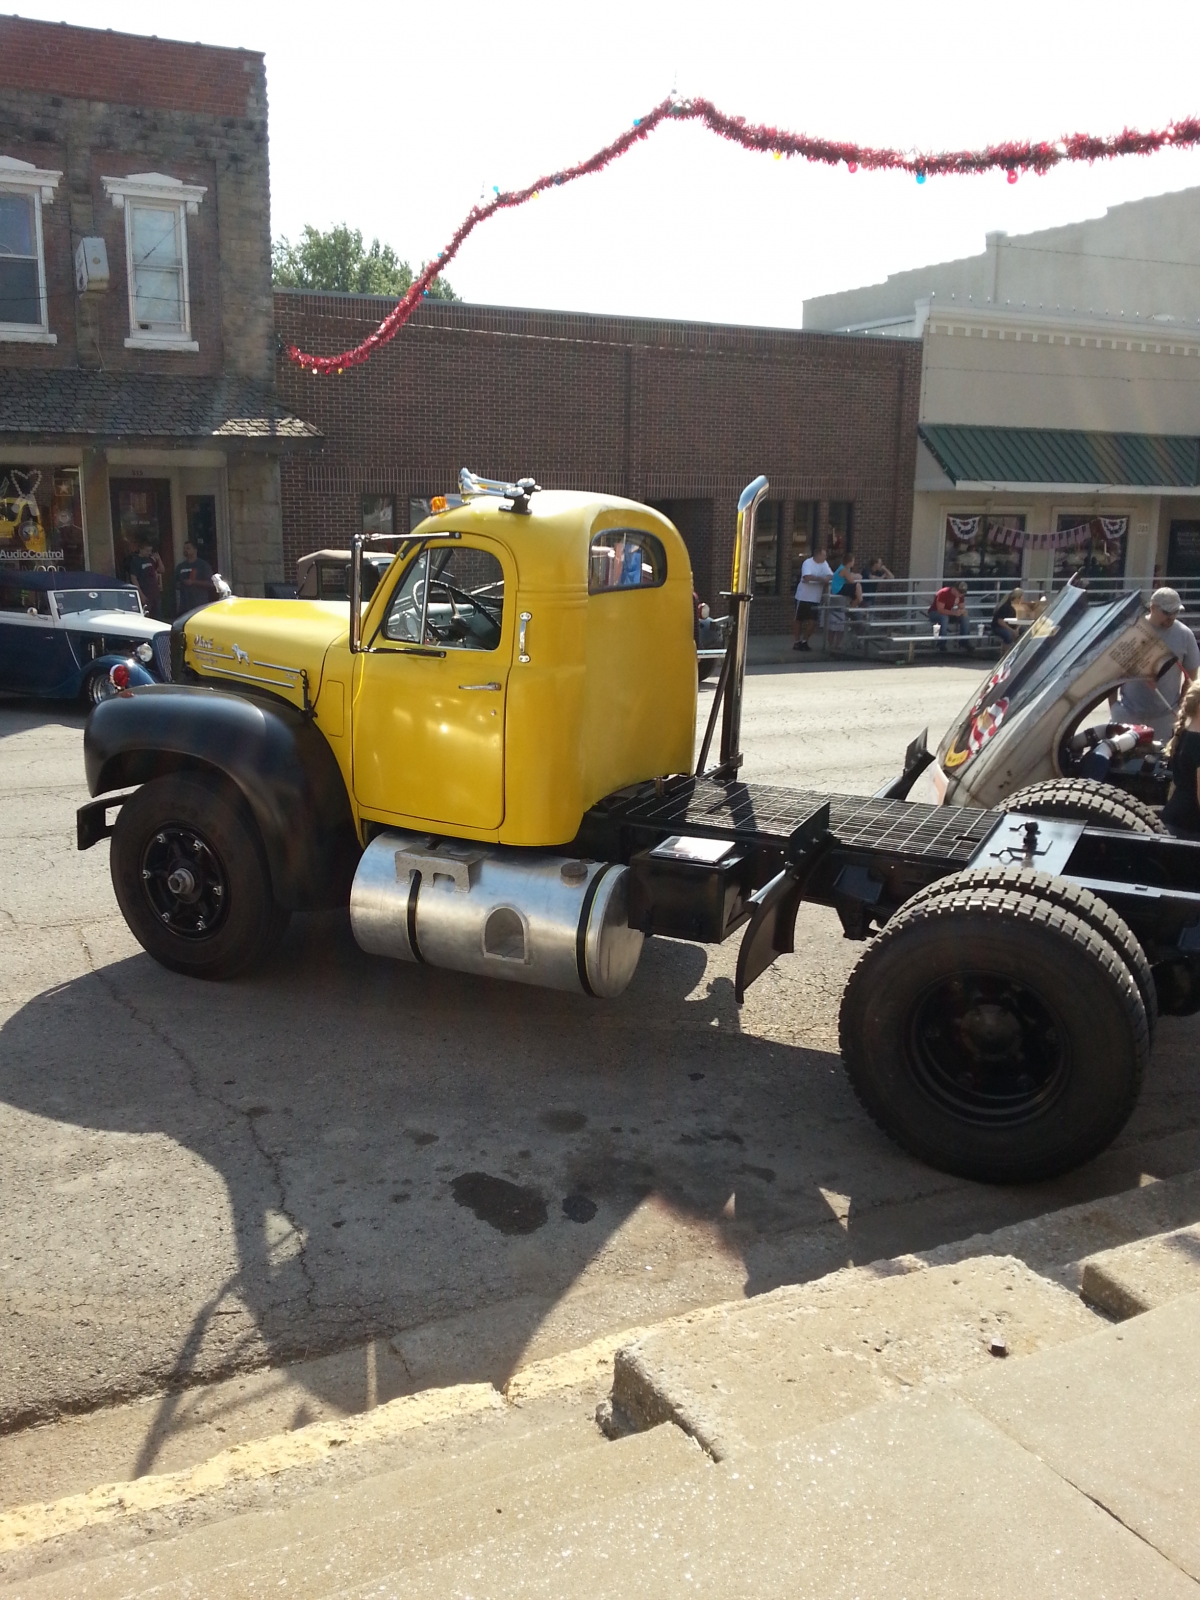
[351,539,513,831]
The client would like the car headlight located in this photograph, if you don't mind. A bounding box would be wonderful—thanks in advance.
[136,642,154,663]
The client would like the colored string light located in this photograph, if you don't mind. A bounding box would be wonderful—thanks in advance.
[287,96,1200,373]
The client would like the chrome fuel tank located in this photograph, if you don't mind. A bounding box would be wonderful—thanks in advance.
[349,830,643,998]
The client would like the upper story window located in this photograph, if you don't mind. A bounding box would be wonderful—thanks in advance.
[0,155,61,344]
[102,172,207,352]
[588,528,667,593]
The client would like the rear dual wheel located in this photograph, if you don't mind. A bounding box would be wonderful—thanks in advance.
[110,773,289,980]
[839,882,1149,1184]
[1003,777,1165,836]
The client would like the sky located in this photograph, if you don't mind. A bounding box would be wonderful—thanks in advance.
[14,0,1200,327]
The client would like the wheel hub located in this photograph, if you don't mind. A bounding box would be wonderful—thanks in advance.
[140,825,228,939]
[909,973,1069,1126]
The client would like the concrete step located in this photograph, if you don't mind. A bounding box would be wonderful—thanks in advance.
[9,1297,1199,1599]
[609,1254,1100,1461]
[1078,1222,1200,1319]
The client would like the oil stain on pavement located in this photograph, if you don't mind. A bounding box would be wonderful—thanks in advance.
[451,1172,549,1235]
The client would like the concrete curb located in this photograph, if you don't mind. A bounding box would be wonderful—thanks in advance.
[0,1322,663,1556]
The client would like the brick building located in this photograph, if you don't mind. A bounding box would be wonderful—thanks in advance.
[274,294,921,632]
[0,16,317,608]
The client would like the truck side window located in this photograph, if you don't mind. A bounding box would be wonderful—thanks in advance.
[588,529,666,593]
[382,546,505,651]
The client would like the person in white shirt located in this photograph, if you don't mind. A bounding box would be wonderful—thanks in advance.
[793,547,833,653]
[1110,587,1200,742]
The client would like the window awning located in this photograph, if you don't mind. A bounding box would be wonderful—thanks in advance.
[919,424,1200,493]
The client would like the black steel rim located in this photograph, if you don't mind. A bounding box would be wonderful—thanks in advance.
[139,823,229,940]
[906,971,1070,1126]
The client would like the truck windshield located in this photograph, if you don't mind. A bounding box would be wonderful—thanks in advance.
[54,589,143,616]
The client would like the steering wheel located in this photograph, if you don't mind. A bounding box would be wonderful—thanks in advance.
[423,582,468,644]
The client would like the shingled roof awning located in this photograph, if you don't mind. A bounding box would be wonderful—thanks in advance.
[0,371,322,451]
[919,424,1200,492]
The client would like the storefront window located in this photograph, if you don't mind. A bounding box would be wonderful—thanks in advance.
[827,501,853,562]
[753,501,782,596]
[1168,520,1200,579]
[0,466,85,572]
[1053,514,1128,581]
[362,494,394,537]
[943,514,1025,581]
[791,501,817,575]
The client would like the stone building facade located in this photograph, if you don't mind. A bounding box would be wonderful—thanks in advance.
[0,17,317,608]
[274,293,921,633]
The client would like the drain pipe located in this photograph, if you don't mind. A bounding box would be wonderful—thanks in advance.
[716,474,769,773]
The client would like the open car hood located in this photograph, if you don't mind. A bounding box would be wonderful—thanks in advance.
[927,583,1180,809]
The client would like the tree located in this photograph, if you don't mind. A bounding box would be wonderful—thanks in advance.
[271,224,458,300]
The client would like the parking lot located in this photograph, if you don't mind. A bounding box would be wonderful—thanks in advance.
[2,656,1198,1500]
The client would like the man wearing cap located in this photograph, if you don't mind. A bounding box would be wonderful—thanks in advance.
[1110,587,1199,742]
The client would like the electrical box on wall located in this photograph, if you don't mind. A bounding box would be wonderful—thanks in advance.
[74,237,110,293]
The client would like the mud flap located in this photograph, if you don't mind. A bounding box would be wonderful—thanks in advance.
[734,822,834,1003]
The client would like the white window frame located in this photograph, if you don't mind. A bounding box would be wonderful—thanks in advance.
[101,172,207,352]
[0,155,61,344]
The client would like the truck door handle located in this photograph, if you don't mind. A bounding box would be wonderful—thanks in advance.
[459,681,502,691]
[518,611,532,663]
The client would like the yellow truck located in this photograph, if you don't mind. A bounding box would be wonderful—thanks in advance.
[78,473,1200,1185]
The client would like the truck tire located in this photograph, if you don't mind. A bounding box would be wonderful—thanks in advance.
[110,772,290,980]
[839,884,1149,1184]
[898,865,1158,1041]
[1002,777,1165,835]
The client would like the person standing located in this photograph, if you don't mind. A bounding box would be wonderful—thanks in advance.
[173,540,215,616]
[793,545,832,653]
[127,536,165,619]
[1162,679,1200,837]
[1110,587,1199,742]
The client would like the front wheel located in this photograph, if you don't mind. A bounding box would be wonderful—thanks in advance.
[110,773,289,979]
[839,884,1149,1183]
[81,665,116,708]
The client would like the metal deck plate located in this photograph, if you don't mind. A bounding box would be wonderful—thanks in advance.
[615,778,999,865]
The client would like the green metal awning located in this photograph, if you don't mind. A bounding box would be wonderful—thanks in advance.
[918,424,1200,490]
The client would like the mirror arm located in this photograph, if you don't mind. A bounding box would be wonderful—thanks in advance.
[349,534,363,653]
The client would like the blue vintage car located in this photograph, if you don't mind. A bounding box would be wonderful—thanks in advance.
[0,569,171,705]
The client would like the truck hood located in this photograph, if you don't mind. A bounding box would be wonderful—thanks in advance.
[181,598,349,710]
[926,583,1177,808]
[64,610,170,639]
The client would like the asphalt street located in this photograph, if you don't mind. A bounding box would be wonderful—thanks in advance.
[2,657,1198,1501]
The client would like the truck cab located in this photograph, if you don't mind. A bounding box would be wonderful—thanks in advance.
[179,486,696,846]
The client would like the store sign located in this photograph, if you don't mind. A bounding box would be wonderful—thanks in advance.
[0,467,86,570]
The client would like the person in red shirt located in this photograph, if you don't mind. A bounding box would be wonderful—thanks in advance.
[927,580,973,653]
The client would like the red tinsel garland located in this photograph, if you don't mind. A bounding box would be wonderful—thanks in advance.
[288,95,1200,373]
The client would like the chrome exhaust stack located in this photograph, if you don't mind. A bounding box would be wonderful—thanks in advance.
[350,832,644,998]
[696,474,769,777]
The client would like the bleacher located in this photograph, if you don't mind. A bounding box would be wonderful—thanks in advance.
[824,575,1200,662]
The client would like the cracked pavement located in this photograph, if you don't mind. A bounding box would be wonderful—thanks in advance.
[2,660,1199,1468]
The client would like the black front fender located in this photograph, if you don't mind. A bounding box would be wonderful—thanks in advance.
[83,684,360,912]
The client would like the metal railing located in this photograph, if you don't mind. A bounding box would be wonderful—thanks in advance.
[820,574,1200,658]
